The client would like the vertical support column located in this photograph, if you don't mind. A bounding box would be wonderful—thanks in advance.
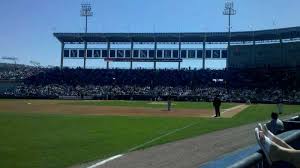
[252,38,256,68]
[84,41,87,69]
[252,30,256,68]
[297,66,300,88]
[178,39,182,70]
[130,40,134,70]
[227,14,231,69]
[60,42,65,70]
[280,37,284,66]
[202,36,206,69]
[154,41,157,70]
[106,41,110,69]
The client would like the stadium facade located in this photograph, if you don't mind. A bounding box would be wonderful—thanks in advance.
[54,26,300,70]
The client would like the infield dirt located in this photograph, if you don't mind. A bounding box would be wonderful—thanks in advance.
[0,100,246,118]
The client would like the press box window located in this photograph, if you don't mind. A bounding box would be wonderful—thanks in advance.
[94,50,101,57]
[172,50,178,58]
[64,50,70,57]
[102,50,108,58]
[212,50,220,58]
[188,50,196,58]
[140,50,148,58]
[206,50,212,58]
[125,50,131,58]
[197,50,203,58]
[133,50,139,58]
[164,50,172,58]
[117,50,124,58]
[157,50,163,58]
[149,50,155,58]
[222,50,228,58]
[110,50,116,58]
[70,50,78,57]
[181,50,187,58]
[79,50,85,57]
[87,50,93,58]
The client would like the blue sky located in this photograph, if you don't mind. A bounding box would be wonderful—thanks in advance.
[0,0,299,69]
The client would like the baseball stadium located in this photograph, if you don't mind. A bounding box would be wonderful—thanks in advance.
[1,1,300,168]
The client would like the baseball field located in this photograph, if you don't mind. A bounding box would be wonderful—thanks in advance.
[0,99,299,168]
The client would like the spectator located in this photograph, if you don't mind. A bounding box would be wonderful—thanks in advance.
[255,124,300,167]
[266,112,284,135]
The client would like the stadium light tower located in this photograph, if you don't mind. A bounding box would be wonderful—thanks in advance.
[2,56,18,64]
[81,3,93,69]
[81,3,93,33]
[223,1,236,68]
[2,56,18,71]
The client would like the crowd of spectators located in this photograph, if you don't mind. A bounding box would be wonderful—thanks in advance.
[0,64,299,103]
[0,63,43,80]
[3,85,300,103]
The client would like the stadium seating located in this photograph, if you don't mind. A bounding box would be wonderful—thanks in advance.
[0,64,299,103]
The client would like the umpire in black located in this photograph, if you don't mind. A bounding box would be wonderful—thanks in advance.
[213,95,221,117]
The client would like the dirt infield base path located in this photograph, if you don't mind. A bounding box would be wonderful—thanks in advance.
[221,104,250,118]
[0,100,245,118]
[72,123,258,168]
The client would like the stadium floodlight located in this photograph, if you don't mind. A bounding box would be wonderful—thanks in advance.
[2,56,18,64]
[223,1,236,15]
[223,1,236,34]
[2,56,18,70]
[223,0,236,67]
[80,3,93,69]
[80,3,93,33]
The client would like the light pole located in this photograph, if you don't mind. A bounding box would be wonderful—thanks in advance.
[2,56,18,72]
[2,56,17,63]
[249,25,256,68]
[200,26,207,70]
[223,1,236,68]
[80,3,93,69]
[81,3,93,34]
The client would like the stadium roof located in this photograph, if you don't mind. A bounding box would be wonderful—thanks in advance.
[54,26,300,43]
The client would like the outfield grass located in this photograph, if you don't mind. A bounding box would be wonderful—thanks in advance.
[63,100,237,109]
[0,103,299,168]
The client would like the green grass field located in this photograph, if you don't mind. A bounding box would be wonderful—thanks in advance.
[0,100,299,168]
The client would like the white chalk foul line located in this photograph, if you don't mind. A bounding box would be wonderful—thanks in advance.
[85,121,199,168]
[222,104,247,113]
[211,104,248,117]
[86,154,124,168]
[128,122,199,152]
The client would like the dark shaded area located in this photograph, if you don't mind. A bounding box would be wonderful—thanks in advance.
[22,67,297,89]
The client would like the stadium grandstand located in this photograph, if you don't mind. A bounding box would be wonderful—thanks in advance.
[0,63,299,104]
[1,1,300,168]
[54,26,300,70]
[0,26,299,103]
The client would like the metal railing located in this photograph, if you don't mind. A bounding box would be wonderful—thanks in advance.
[228,118,300,168]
